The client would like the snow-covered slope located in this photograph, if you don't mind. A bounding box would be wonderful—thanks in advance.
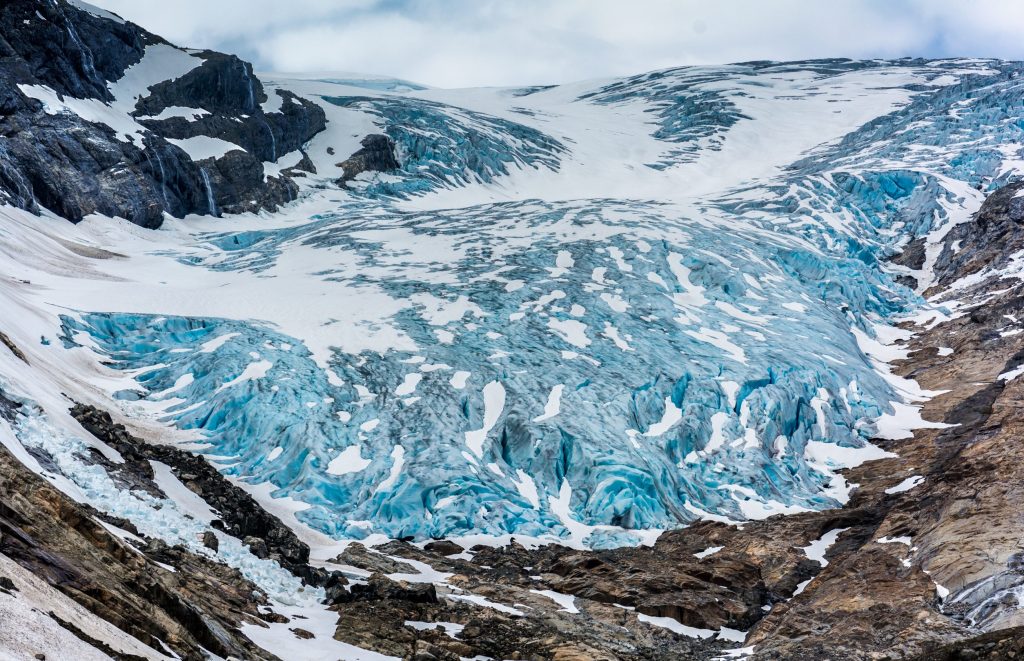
[3,56,1017,558]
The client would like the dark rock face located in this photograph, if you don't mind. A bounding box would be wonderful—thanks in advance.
[70,403,346,589]
[199,150,300,215]
[136,51,262,117]
[0,0,154,101]
[340,573,440,605]
[892,235,928,288]
[0,76,204,226]
[0,403,276,660]
[0,0,326,226]
[930,179,1024,290]
[337,134,400,185]
[136,52,326,165]
[0,112,213,227]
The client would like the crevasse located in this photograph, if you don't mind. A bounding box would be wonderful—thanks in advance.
[57,59,1023,547]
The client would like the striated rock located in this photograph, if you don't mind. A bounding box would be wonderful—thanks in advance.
[930,179,1024,289]
[0,435,275,660]
[0,0,153,101]
[0,100,202,226]
[69,403,345,588]
[136,51,263,117]
[335,543,418,575]
[0,0,326,226]
[913,625,1024,660]
[336,134,399,185]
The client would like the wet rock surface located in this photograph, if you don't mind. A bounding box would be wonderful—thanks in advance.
[135,52,326,163]
[0,0,326,226]
[0,0,154,101]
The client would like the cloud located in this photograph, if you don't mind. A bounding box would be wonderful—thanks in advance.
[91,0,1024,87]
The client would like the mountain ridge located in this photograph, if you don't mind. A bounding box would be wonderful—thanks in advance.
[2,1,1024,659]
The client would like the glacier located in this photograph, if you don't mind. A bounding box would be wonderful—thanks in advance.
[9,57,1023,548]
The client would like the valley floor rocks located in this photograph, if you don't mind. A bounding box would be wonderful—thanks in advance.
[0,413,276,660]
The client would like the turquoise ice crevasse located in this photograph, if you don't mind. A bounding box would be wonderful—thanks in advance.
[59,59,1024,546]
[320,95,567,198]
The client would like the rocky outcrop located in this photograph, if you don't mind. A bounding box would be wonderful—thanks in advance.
[0,0,155,101]
[930,179,1024,289]
[197,150,300,215]
[336,134,399,186]
[0,0,326,227]
[70,403,345,592]
[136,52,326,163]
[0,82,207,227]
[0,330,27,364]
[0,397,276,660]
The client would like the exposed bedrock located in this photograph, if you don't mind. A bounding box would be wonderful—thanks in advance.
[335,133,400,186]
[0,0,154,101]
[135,52,326,163]
[930,179,1024,290]
[69,403,347,592]
[0,0,326,226]
[0,393,277,660]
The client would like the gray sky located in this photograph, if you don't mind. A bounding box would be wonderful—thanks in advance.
[91,0,1024,88]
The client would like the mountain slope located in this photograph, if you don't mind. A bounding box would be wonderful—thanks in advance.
[3,2,1024,659]
[0,0,324,226]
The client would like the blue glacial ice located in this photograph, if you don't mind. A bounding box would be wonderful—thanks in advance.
[321,95,566,197]
[61,196,909,542]
[55,59,1024,546]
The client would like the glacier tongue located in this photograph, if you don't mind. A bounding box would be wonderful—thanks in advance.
[9,57,1021,547]
[54,191,922,543]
